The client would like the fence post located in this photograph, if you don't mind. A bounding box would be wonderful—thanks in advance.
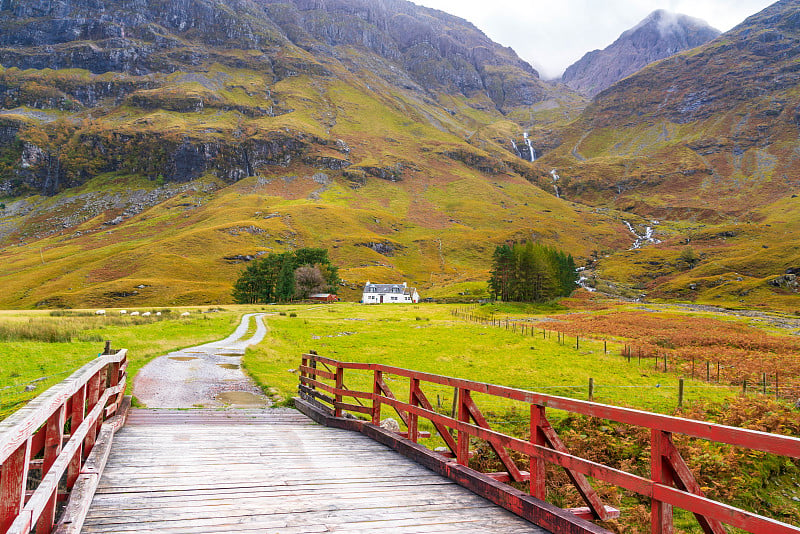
[0,437,32,533]
[706,361,710,382]
[762,373,767,395]
[334,366,344,418]
[67,384,87,488]
[678,378,684,409]
[372,370,382,426]
[103,340,112,355]
[457,388,470,466]
[742,379,748,397]
[37,404,67,532]
[776,372,779,400]
[588,377,595,401]
[651,430,675,534]
[529,404,546,500]
[408,377,420,443]
[576,336,580,350]
[84,370,102,455]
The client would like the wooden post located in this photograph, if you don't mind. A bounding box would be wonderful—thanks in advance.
[372,370,382,426]
[663,354,667,373]
[84,370,102,456]
[1,438,32,533]
[678,378,684,409]
[103,340,112,355]
[716,362,720,383]
[742,379,747,397]
[37,404,67,533]
[529,405,546,500]
[691,357,695,379]
[706,361,710,382]
[588,377,595,401]
[408,378,420,443]
[576,336,579,350]
[456,388,470,466]
[604,340,607,354]
[334,366,344,418]
[67,384,86,488]
[651,430,674,534]
[762,373,767,395]
[776,372,779,400]
[450,387,458,420]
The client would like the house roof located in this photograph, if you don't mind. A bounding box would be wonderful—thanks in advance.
[362,282,418,295]
[363,283,405,293]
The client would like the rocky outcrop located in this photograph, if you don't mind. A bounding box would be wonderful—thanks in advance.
[562,10,720,97]
[8,131,316,195]
[259,0,552,110]
[0,0,555,110]
[357,241,403,256]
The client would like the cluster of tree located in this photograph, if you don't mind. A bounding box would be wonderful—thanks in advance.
[232,248,339,304]
[488,242,578,302]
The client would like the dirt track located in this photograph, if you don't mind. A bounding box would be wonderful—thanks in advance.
[133,313,272,408]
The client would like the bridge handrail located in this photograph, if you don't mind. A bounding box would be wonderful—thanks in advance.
[0,349,127,534]
[299,353,800,534]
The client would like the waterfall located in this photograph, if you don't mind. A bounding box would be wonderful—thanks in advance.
[523,132,536,162]
[623,220,661,249]
[549,169,561,198]
[510,139,522,158]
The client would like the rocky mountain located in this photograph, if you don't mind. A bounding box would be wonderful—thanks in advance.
[0,0,607,308]
[562,10,720,97]
[535,0,800,307]
[0,0,796,311]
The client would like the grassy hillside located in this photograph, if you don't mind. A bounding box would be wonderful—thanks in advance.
[524,1,800,309]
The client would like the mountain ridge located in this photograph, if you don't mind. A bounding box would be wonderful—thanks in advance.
[562,9,720,97]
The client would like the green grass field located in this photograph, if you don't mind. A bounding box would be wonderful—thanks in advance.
[0,308,245,419]
[244,303,735,416]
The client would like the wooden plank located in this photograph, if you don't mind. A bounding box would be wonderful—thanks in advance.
[296,397,604,534]
[82,409,545,534]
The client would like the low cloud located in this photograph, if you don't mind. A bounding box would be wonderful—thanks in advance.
[413,0,774,78]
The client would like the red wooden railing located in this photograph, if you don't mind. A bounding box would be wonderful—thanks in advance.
[0,348,127,534]
[298,353,800,534]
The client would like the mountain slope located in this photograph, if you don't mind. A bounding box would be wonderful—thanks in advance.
[535,0,800,308]
[0,0,613,308]
[562,10,720,97]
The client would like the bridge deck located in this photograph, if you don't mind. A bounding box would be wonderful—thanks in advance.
[81,409,547,533]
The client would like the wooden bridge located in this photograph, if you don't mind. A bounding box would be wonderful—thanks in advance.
[1,349,800,534]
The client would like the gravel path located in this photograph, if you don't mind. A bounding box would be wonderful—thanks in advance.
[133,313,273,408]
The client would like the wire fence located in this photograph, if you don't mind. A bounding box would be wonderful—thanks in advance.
[451,307,799,404]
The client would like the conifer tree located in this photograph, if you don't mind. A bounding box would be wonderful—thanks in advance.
[488,241,578,303]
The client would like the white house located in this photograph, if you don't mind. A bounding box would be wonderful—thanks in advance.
[361,281,420,304]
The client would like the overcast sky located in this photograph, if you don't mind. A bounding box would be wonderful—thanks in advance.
[412,0,776,79]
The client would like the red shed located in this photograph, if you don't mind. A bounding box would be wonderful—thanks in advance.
[309,293,339,302]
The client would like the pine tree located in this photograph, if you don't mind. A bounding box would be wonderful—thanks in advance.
[488,241,577,303]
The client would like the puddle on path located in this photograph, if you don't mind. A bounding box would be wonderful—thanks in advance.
[216,391,268,407]
[217,363,240,370]
[215,352,241,357]
[169,356,198,362]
